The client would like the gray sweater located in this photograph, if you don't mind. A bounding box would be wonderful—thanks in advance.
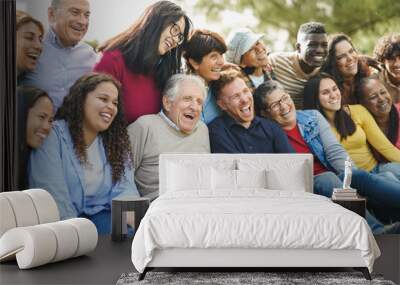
[127,114,210,196]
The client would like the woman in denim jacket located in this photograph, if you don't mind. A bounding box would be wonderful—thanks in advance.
[29,73,139,234]
[254,80,400,233]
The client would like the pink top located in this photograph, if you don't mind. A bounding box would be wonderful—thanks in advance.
[94,49,161,124]
[395,103,400,149]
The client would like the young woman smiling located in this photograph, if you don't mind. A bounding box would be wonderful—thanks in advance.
[94,1,192,124]
[17,86,54,189]
[16,10,44,83]
[303,73,400,184]
[29,73,139,234]
[183,29,227,124]
[321,33,372,105]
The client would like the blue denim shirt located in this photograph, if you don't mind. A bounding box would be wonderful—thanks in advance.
[29,120,139,219]
[296,110,348,174]
[201,88,222,124]
[22,28,98,111]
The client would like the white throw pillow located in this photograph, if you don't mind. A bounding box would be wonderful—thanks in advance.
[237,159,308,192]
[167,162,212,192]
[212,168,237,190]
[236,169,268,189]
[266,168,307,191]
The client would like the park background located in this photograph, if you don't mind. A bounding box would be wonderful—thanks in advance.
[17,0,400,55]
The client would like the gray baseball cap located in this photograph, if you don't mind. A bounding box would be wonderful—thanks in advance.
[225,28,264,65]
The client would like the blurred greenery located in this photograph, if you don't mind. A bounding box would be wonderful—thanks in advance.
[195,0,400,54]
[85,39,99,51]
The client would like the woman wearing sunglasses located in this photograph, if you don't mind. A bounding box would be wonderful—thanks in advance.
[94,1,192,124]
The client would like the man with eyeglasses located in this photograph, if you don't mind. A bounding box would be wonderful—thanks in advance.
[269,22,328,109]
[253,79,400,234]
[208,68,293,154]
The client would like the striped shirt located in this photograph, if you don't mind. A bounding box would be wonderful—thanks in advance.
[269,52,320,109]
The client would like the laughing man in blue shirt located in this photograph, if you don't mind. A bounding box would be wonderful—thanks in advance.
[208,68,294,154]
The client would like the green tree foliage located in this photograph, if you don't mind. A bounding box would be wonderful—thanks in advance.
[195,0,400,53]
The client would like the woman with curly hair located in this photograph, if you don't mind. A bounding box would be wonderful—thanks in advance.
[321,33,372,105]
[373,33,400,103]
[358,76,400,154]
[94,1,192,124]
[29,73,139,233]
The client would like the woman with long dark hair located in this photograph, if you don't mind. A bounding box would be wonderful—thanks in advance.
[18,86,53,189]
[321,33,372,105]
[29,73,139,233]
[94,1,192,124]
[303,73,400,182]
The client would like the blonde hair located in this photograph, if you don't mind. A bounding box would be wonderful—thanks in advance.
[16,10,44,35]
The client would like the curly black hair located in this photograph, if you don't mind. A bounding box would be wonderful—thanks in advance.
[297,22,326,36]
[373,33,400,63]
[56,72,133,184]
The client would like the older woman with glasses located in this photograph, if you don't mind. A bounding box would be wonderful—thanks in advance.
[94,1,192,124]
[253,80,400,231]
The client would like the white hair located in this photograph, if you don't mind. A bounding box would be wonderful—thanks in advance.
[163,74,206,102]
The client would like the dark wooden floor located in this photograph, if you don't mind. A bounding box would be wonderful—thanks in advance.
[0,235,398,284]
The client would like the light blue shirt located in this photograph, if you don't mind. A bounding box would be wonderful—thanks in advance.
[201,88,222,124]
[29,120,139,220]
[296,110,348,174]
[23,28,98,111]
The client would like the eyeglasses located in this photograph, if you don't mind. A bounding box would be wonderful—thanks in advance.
[267,94,291,112]
[170,23,184,45]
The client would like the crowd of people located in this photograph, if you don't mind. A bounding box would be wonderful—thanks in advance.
[17,0,400,234]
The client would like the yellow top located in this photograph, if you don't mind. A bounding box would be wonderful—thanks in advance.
[331,104,400,171]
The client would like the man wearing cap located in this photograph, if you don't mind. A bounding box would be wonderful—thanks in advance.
[225,28,274,94]
[268,22,328,109]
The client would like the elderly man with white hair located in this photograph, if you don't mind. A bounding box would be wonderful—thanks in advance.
[127,74,210,197]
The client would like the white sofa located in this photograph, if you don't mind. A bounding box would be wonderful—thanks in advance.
[0,189,98,269]
[131,153,380,280]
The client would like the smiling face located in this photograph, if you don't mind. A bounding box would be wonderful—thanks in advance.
[163,80,204,134]
[241,41,269,68]
[189,50,224,83]
[26,96,54,149]
[83,82,118,138]
[335,40,358,79]
[361,79,392,118]
[48,0,90,47]
[384,53,400,85]
[297,33,328,68]
[158,17,185,56]
[217,77,254,128]
[318,78,342,112]
[263,89,297,130]
[16,22,43,73]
